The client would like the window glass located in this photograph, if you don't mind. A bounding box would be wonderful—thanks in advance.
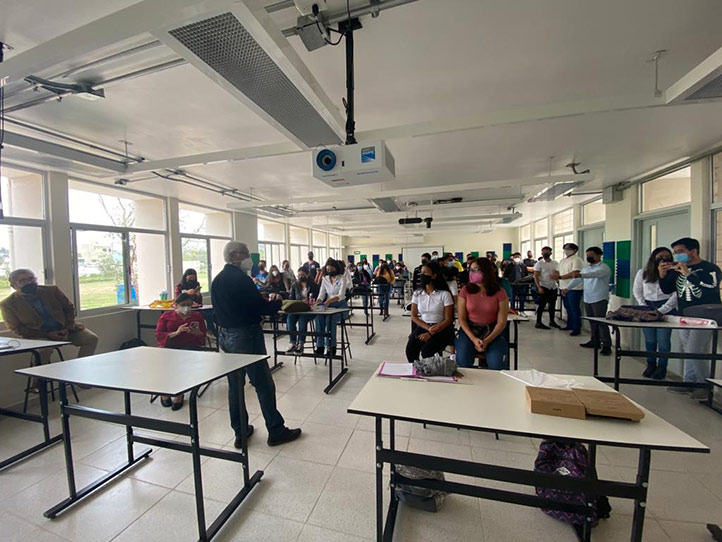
[520,224,531,241]
[0,167,44,220]
[258,219,285,242]
[713,153,722,203]
[181,237,209,291]
[553,209,573,234]
[715,210,722,270]
[76,230,126,310]
[520,240,531,257]
[290,244,308,271]
[329,234,341,247]
[210,238,227,282]
[534,219,548,239]
[179,203,231,236]
[130,232,167,305]
[641,167,691,213]
[290,226,309,245]
[583,199,605,225]
[69,181,165,230]
[312,230,327,247]
[553,234,574,258]
[313,245,327,263]
[0,225,45,301]
[534,238,548,258]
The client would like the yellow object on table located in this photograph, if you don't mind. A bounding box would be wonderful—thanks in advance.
[149,300,175,309]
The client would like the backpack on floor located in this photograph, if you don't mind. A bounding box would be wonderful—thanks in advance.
[394,465,447,512]
[119,338,147,350]
[534,440,611,531]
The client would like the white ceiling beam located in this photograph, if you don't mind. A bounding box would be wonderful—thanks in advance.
[227,174,591,209]
[665,45,722,104]
[0,0,231,85]
[3,132,126,172]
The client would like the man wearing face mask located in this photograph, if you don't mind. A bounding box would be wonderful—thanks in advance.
[556,243,585,336]
[412,253,431,291]
[533,247,560,329]
[503,252,528,311]
[1,269,99,368]
[211,241,301,448]
[660,237,722,395]
[565,246,612,355]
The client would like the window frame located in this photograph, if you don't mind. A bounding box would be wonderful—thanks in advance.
[582,198,605,226]
[180,232,232,290]
[639,166,692,214]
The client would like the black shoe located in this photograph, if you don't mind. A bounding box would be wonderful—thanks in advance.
[233,425,255,449]
[600,346,612,356]
[314,347,325,356]
[569,330,581,336]
[327,347,337,358]
[642,364,657,378]
[651,367,667,380]
[579,341,595,348]
[267,427,302,447]
[549,322,561,329]
[171,397,184,411]
[160,397,172,408]
[535,323,550,330]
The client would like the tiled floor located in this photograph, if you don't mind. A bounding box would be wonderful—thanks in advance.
[1,304,721,541]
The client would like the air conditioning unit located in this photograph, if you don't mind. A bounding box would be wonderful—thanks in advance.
[312,141,395,187]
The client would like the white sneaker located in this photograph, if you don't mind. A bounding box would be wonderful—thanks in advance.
[296,343,304,354]
[285,343,297,354]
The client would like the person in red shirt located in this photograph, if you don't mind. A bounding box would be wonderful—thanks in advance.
[154,293,207,410]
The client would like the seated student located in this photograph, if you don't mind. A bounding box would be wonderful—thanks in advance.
[455,257,510,369]
[174,268,202,304]
[373,261,396,317]
[314,259,350,357]
[285,269,319,353]
[266,265,287,295]
[253,260,269,289]
[280,260,296,292]
[0,269,98,369]
[154,293,206,410]
[406,260,454,363]
[441,254,460,301]
[350,262,372,313]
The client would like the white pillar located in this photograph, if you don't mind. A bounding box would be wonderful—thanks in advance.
[46,171,73,293]
[690,156,711,258]
[232,211,258,252]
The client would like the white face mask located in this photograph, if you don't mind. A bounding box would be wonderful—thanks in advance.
[177,306,191,316]
[240,257,253,271]
[564,249,574,257]
[272,271,279,276]
[513,257,521,263]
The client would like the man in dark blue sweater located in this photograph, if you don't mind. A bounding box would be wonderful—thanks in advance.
[212,241,301,448]
[660,237,722,397]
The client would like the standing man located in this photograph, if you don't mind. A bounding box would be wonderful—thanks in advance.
[212,241,301,448]
[660,237,722,398]
[503,252,528,311]
[556,243,585,336]
[533,247,560,329]
[412,253,431,291]
[523,250,537,271]
[302,251,321,283]
[566,246,612,355]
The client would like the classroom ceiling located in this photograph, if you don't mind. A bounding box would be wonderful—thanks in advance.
[1,0,722,234]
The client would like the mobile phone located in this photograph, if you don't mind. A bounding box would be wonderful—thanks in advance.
[190,321,200,330]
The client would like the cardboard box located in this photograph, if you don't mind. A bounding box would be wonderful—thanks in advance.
[525,386,586,420]
[572,388,645,422]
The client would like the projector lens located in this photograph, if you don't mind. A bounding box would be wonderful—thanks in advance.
[316,149,336,171]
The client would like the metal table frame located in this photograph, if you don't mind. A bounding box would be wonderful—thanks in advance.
[0,341,72,471]
[265,309,351,393]
[507,315,527,370]
[347,291,379,344]
[583,317,720,406]
[22,363,263,542]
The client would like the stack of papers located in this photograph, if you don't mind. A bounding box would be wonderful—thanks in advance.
[501,369,581,389]
[377,362,458,383]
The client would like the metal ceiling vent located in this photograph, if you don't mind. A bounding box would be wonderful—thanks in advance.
[684,73,722,101]
[169,12,341,147]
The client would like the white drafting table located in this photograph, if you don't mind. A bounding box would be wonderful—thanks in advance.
[349,366,708,542]
[0,339,71,471]
[17,347,268,541]
[583,317,722,403]
[268,307,352,393]
[130,304,214,341]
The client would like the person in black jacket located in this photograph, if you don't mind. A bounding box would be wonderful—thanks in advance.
[211,241,301,448]
[412,253,431,291]
[349,262,372,314]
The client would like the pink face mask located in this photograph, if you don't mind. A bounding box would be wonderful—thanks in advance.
[469,271,484,284]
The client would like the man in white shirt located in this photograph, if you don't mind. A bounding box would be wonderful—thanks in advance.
[533,246,560,330]
[557,243,585,336]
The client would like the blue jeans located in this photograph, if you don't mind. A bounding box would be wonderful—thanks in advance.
[287,313,314,343]
[455,329,508,369]
[563,289,583,332]
[314,300,348,348]
[219,325,285,438]
[511,285,527,311]
[641,299,673,368]
[377,284,391,310]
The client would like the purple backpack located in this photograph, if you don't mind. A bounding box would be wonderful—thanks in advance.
[534,440,611,528]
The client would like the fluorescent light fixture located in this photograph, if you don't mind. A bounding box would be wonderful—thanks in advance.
[527,181,583,203]
[369,197,401,213]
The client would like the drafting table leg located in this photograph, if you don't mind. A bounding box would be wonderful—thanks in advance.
[613,327,622,391]
[631,448,651,542]
[707,331,719,407]
[136,310,142,341]
[514,320,519,370]
[124,391,134,463]
[59,383,77,499]
[189,387,208,541]
[375,417,384,542]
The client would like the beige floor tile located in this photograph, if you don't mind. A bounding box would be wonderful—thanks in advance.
[278,421,353,466]
[338,429,409,474]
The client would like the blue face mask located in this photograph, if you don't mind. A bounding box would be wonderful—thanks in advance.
[673,253,691,264]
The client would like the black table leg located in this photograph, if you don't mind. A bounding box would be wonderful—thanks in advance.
[189,388,208,541]
[375,417,384,542]
[707,330,719,407]
[613,327,621,391]
[593,336,600,378]
[631,448,651,542]
[136,310,142,341]
[514,321,519,370]
[124,391,134,463]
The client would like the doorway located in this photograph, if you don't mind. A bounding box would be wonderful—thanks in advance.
[579,226,605,252]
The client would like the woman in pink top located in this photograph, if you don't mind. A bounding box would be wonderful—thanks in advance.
[455,257,510,369]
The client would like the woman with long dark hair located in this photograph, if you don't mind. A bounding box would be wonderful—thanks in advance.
[405,260,454,362]
[314,258,350,357]
[374,260,396,318]
[175,268,202,304]
[455,257,510,369]
[632,247,677,379]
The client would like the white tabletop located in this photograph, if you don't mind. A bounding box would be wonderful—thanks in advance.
[282,308,350,316]
[348,366,708,453]
[130,304,213,312]
[0,338,71,355]
[508,313,529,322]
[16,346,267,396]
[583,316,721,330]
[707,378,722,387]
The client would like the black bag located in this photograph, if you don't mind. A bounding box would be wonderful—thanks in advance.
[683,304,722,325]
[373,276,389,285]
[120,338,147,350]
[394,465,447,512]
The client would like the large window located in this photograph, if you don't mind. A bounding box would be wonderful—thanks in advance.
[641,167,691,213]
[520,240,531,257]
[312,230,327,263]
[553,234,574,259]
[553,209,574,259]
[583,199,605,225]
[289,226,309,271]
[179,204,232,291]
[713,153,722,268]
[520,223,531,257]
[534,218,548,240]
[69,181,167,310]
[258,218,286,268]
[0,167,47,306]
[534,238,548,258]
[329,234,342,261]
[714,153,722,204]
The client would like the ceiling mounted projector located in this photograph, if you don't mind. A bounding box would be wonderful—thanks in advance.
[312,140,396,187]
